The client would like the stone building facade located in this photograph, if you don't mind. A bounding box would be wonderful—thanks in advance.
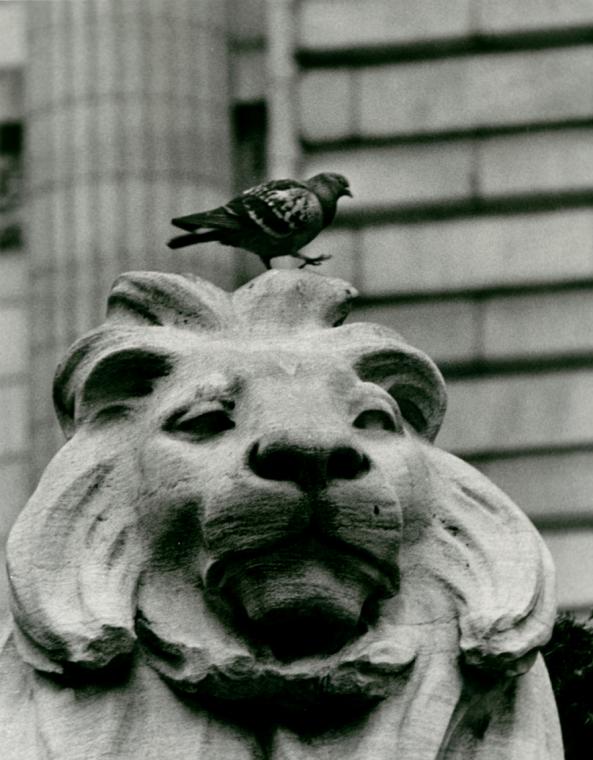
[0,0,593,614]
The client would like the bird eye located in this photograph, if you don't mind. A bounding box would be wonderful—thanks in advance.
[353,409,397,433]
[167,409,235,440]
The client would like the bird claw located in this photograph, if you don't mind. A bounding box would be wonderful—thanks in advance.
[298,254,332,269]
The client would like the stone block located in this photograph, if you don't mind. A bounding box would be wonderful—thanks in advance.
[298,0,472,49]
[0,306,27,376]
[471,47,593,127]
[48,201,76,295]
[151,102,176,174]
[478,129,593,196]
[94,17,119,97]
[0,382,27,458]
[95,179,123,259]
[303,141,474,207]
[0,459,30,541]
[71,180,96,255]
[27,30,53,111]
[122,19,147,96]
[30,276,56,352]
[144,18,174,98]
[482,289,593,359]
[70,3,91,100]
[439,369,593,455]
[299,69,354,142]
[478,0,593,32]
[30,348,59,415]
[198,0,229,28]
[170,19,197,102]
[52,109,74,185]
[352,298,479,363]
[229,0,266,42]
[29,418,63,482]
[357,47,593,137]
[361,211,593,296]
[358,59,470,137]
[117,98,146,176]
[50,18,70,106]
[541,529,593,610]
[0,70,22,122]
[70,102,93,180]
[0,253,27,301]
[167,103,200,176]
[193,25,230,104]
[231,49,267,103]
[0,3,25,67]
[28,194,56,269]
[476,451,593,523]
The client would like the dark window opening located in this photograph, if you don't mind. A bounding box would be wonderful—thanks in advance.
[232,101,267,192]
[0,122,23,250]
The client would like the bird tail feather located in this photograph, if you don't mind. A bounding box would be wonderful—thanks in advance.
[167,230,221,249]
[171,208,243,232]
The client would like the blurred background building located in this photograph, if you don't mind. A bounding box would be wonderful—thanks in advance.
[1,0,593,616]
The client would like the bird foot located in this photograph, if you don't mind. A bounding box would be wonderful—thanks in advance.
[297,254,332,269]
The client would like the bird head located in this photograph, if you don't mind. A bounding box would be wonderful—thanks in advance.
[307,172,353,201]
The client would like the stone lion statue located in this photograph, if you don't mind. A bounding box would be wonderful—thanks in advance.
[0,270,562,758]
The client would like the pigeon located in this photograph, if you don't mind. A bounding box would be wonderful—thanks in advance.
[167,172,352,269]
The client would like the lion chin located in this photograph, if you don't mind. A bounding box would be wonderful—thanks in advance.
[134,557,416,717]
[132,521,407,717]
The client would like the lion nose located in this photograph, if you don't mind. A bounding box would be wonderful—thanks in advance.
[248,435,370,489]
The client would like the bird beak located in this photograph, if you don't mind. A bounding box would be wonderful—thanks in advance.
[343,188,353,197]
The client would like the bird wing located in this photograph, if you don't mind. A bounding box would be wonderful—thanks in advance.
[171,205,244,233]
[170,179,322,239]
[229,180,322,239]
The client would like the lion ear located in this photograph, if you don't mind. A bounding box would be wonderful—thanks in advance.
[355,348,447,442]
[420,446,556,672]
[52,271,236,438]
[6,437,142,674]
[53,333,175,438]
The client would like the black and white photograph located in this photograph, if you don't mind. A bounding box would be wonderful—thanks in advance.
[0,1,591,757]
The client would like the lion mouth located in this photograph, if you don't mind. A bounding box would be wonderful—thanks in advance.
[239,598,368,661]
[207,538,398,661]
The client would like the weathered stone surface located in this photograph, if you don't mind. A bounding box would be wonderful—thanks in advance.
[298,0,472,49]
[542,529,593,611]
[303,141,474,208]
[441,369,593,455]
[361,211,593,295]
[0,270,562,758]
[299,69,355,142]
[357,48,593,137]
[300,48,593,142]
[477,129,593,197]
[482,288,593,358]
[477,0,593,32]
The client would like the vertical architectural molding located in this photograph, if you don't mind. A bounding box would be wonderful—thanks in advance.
[26,0,235,477]
[266,0,299,179]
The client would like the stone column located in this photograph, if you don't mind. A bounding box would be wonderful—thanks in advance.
[26,0,235,477]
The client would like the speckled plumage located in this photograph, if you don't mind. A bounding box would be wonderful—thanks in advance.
[167,173,352,269]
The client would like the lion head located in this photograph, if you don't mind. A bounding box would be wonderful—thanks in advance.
[6,270,556,713]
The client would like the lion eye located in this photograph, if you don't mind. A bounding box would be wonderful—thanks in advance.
[353,409,396,432]
[169,409,235,439]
